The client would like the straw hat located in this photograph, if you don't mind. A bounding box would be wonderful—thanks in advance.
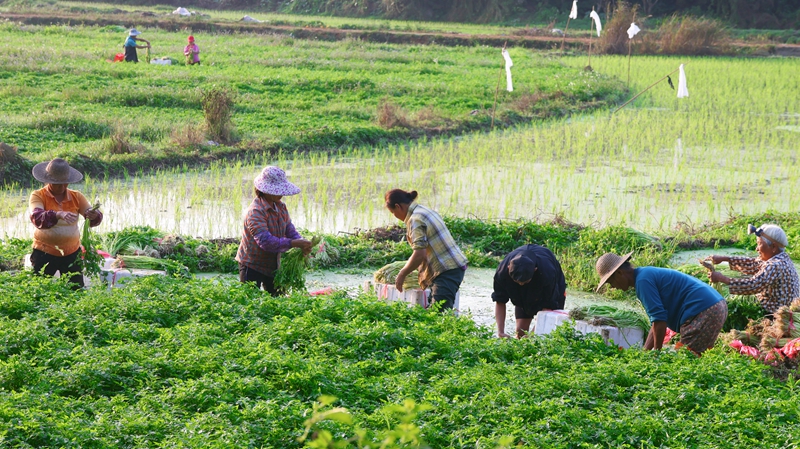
[32,158,83,185]
[129,28,141,36]
[254,166,300,196]
[595,251,633,292]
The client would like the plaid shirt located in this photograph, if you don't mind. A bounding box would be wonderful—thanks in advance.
[235,197,300,275]
[404,202,467,289]
[728,251,800,314]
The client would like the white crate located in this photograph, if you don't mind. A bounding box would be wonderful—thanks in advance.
[363,281,459,312]
[533,309,644,349]
[532,310,571,335]
[573,320,644,349]
[101,267,167,288]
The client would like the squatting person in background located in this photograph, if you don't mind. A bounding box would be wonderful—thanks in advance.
[596,252,727,355]
[29,158,103,289]
[184,35,200,65]
[385,189,467,311]
[708,224,799,316]
[123,28,150,63]
[492,244,566,339]
[236,166,312,295]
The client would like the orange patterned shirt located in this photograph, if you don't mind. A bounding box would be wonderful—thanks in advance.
[29,186,91,256]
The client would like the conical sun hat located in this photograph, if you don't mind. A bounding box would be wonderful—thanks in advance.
[254,166,300,196]
[32,158,83,184]
[595,251,633,292]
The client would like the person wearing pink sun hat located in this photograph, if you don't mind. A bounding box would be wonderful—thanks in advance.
[184,35,200,65]
[235,166,311,294]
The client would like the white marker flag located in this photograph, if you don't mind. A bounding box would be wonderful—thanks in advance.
[569,0,578,19]
[590,10,602,36]
[502,48,513,92]
[627,22,640,39]
[677,64,689,98]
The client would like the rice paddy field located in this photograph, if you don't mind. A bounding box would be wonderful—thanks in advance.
[1,38,798,237]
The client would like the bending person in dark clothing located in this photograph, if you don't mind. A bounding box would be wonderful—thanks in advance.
[492,244,567,338]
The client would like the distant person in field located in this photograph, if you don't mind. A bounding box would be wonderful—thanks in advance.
[492,244,567,338]
[385,189,467,311]
[28,158,103,289]
[708,224,799,315]
[596,252,727,355]
[184,35,200,65]
[123,28,150,63]
[236,166,312,295]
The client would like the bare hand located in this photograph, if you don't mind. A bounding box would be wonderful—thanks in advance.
[85,208,100,221]
[710,255,727,265]
[57,211,78,224]
[710,271,729,284]
[395,272,406,292]
[291,238,312,256]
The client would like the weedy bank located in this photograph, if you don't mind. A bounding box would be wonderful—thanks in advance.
[0,272,796,448]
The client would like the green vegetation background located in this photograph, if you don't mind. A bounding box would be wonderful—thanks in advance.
[0,21,624,184]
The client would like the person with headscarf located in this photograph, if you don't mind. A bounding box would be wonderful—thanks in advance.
[29,158,103,288]
[708,224,799,315]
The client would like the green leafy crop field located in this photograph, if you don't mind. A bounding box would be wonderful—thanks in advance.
[0,272,796,448]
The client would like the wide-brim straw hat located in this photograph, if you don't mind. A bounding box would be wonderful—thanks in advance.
[129,28,141,36]
[254,166,300,196]
[595,251,633,292]
[32,158,83,185]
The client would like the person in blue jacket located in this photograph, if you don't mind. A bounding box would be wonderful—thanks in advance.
[123,29,150,63]
[595,251,727,355]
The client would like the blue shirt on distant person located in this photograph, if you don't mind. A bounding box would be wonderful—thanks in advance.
[634,267,723,330]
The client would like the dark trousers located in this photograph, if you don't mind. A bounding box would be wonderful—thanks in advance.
[429,267,466,311]
[30,248,84,289]
[238,263,278,295]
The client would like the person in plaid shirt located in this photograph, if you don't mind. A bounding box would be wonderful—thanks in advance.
[236,166,312,295]
[710,224,800,315]
[385,189,467,311]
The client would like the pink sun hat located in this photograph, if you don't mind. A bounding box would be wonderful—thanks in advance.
[254,166,301,196]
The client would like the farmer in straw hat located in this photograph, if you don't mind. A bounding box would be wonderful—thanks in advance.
[707,224,799,316]
[28,158,103,289]
[385,188,467,311]
[492,244,566,338]
[123,28,150,63]
[595,252,727,354]
[235,166,312,295]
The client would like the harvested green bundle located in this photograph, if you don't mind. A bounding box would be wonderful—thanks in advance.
[373,261,420,291]
[274,236,321,293]
[725,329,759,346]
[81,202,104,278]
[771,306,800,339]
[569,305,650,333]
[112,255,189,278]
